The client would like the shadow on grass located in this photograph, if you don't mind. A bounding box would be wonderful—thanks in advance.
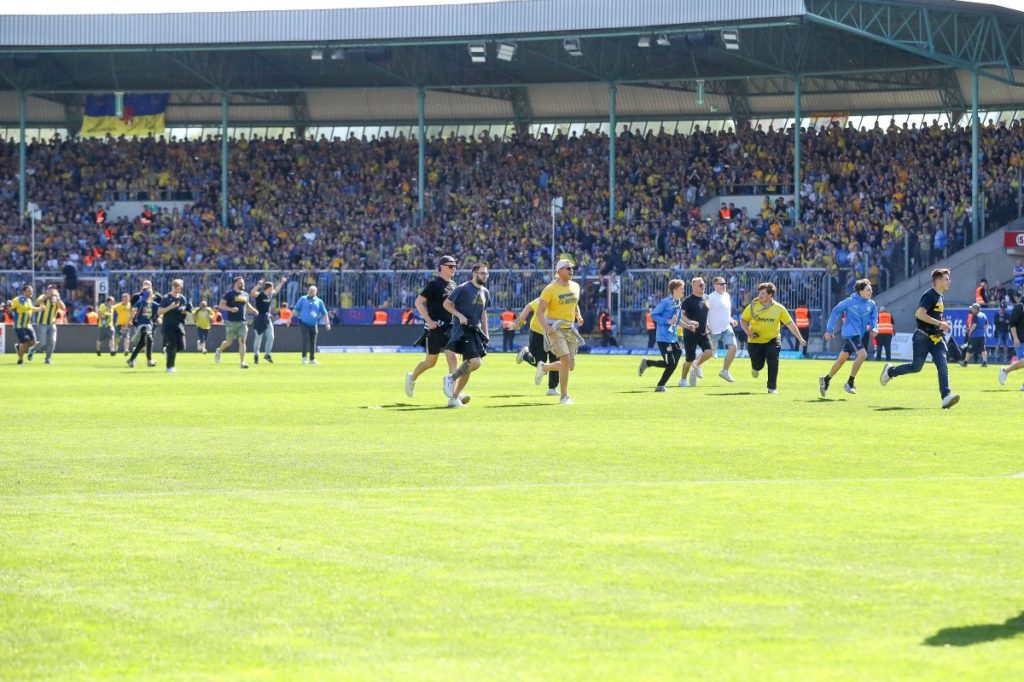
[618,390,655,394]
[872,406,922,412]
[705,391,756,397]
[365,403,450,412]
[923,611,1024,647]
[483,402,552,409]
[799,398,837,403]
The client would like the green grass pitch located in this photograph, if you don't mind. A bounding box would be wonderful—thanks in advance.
[2,351,1022,680]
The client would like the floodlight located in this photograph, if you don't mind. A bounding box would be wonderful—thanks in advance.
[311,49,324,61]
[468,43,487,63]
[656,34,671,47]
[637,36,651,48]
[330,49,345,61]
[563,38,583,57]
[496,42,517,62]
[721,30,740,50]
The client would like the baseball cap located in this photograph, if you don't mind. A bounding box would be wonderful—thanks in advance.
[555,258,574,271]
[438,255,457,267]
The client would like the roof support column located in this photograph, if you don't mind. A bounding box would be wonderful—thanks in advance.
[18,91,26,236]
[608,82,617,225]
[971,70,980,244]
[220,93,229,228]
[793,76,802,227]
[417,87,426,224]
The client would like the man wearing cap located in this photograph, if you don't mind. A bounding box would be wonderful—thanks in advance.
[406,255,460,399]
[961,302,988,367]
[215,276,258,369]
[535,259,583,405]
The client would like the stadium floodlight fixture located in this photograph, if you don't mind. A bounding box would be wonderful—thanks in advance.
[468,43,487,63]
[563,38,583,57]
[310,49,324,61]
[330,49,345,61]
[637,36,651,48]
[721,30,740,51]
[496,42,517,62]
[656,34,671,47]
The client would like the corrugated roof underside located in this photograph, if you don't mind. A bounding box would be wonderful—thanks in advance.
[0,0,806,47]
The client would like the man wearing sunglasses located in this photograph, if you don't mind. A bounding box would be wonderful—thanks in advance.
[406,255,460,400]
[707,277,738,382]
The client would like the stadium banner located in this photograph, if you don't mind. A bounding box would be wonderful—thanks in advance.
[1005,230,1024,255]
[81,93,168,138]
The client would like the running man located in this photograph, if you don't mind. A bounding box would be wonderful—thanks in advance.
[707,276,738,382]
[252,275,288,365]
[511,297,560,395]
[113,293,133,355]
[293,285,331,365]
[820,279,878,397]
[127,280,162,368]
[880,268,960,409]
[534,259,583,405]
[739,282,807,394]
[679,277,713,387]
[442,263,491,407]
[194,300,214,353]
[10,285,40,365]
[405,255,458,397]
[961,303,989,367]
[998,293,1024,389]
[215,276,257,369]
[637,279,685,392]
[157,279,192,373]
[96,295,116,356]
[30,284,65,364]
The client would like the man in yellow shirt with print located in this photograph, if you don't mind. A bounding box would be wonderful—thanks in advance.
[535,259,583,405]
[740,282,806,394]
[112,293,134,355]
[96,295,116,356]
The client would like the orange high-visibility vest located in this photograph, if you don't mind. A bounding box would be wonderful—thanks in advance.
[373,310,388,325]
[877,311,894,335]
[645,312,655,331]
[975,286,986,305]
[401,309,414,324]
[501,310,515,330]
[278,307,292,323]
[599,313,613,331]
[86,311,99,324]
[719,207,732,220]
[794,307,810,328]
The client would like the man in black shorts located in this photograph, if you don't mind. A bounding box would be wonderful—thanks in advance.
[405,255,459,398]
[678,277,714,387]
[157,278,193,373]
[442,263,491,407]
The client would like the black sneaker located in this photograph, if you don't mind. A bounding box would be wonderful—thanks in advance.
[17,358,23,365]
[254,354,259,365]
[96,351,101,356]
[818,376,829,397]
[264,355,273,364]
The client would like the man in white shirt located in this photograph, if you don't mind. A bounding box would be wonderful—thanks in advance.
[707,276,738,382]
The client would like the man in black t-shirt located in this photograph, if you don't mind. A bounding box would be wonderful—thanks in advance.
[405,255,459,399]
[997,296,1024,389]
[442,263,491,406]
[678,277,714,388]
[251,275,288,365]
[127,280,162,369]
[881,268,959,408]
[157,278,193,373]
[215,276,258,369]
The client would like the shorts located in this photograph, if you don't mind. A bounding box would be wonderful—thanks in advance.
[683,331,712,361]
[968,337,986,355]
[15,327,36,344]
[225,320,248,340]
[116,326,132,341]
[547,327,579,358]
[710,328,736,349]
[97,327,114,342]
[842,335,865,355]
[197,327,210,342]
[422,327,451,355]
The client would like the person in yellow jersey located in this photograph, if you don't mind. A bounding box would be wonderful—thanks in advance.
[30,283,66,364]
[112,293,134,355]
[193,300,214,354]
[96,295,116,356]
[739,282,806,394]
[535,259,584,404]
[510,297,560,395]
[10,284,41,365]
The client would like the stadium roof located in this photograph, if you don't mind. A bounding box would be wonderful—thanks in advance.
[2,0,1024,128]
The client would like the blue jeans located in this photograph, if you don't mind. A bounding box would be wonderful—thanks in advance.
[889,331,950,398]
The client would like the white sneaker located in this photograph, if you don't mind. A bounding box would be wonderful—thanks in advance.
[214,349,221,364]
[310,359,320,366]
[768,388,779,394]
[515,347,529,365]
[751,368,759,378]
[880,363,892,386]
[678,379,690,388]
[719,369,735,383]
[147,360,157,367]
[546,388,559,396]
[443,373,455,398]
[999,367,1008,386]
[405,372,415,397]
[166,367,176,373]
[637,358,648,377]
[695,365,704,379]
[534,362,546,385]
[689,365,699,386]
[302,358,308,365]
[559,396,574,405]
[1019,384,1024,391]
[240,363,249,369]
[941,393,960,409]
[843,381,857,395]
[448,397,466,408]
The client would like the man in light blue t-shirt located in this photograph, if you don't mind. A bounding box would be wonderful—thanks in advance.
[293,285,331,365]
[962,303,988,367]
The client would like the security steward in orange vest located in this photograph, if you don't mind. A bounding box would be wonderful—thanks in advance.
[500,306,517,352]
[975,279,989,307]
[372,309,388,325]
[598,309,618,347]
[401,307,416,325]
[645,307,656,349]
[794,303,811,357]
[875,306,895,361]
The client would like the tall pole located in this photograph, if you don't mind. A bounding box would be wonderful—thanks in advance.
[417,87,426,224]
[608,82,617,225]
[970,70,980,244]
[793,76,802,226]
[220,92,229,228]
[18,91,26,238]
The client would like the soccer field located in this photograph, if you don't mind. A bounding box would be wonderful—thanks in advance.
[2,352,1022,680]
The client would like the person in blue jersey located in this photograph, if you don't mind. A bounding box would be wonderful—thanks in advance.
[9,284,41,365]
[214,276,258,369]
[880,268,960,409]
[637,279,693,392]
[127,280,162,369]
[293,285,331,365]
[819,279,878,397]
[961,302,989,367]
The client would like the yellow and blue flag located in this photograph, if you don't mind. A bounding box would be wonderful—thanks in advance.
[81,93,168,138]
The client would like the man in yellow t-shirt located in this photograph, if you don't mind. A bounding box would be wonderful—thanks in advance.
[536,259,583,404]
[10,284,41,365]
[510,297,558,394]
[740,282,806,394]
[193,300,214,354]
[112,293,134,355]
[96,295,116,356]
